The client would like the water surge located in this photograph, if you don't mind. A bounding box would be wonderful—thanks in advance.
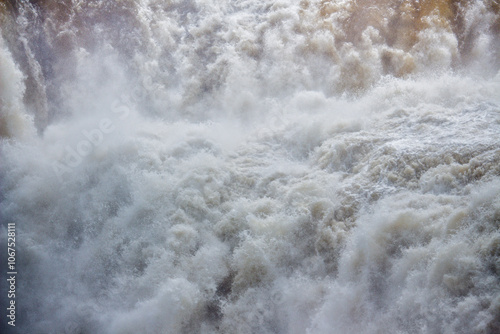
[1,1,499,333]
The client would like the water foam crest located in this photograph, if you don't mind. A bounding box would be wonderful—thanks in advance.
[1,1,499,333]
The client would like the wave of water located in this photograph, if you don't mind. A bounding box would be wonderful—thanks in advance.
[1,1,499,333]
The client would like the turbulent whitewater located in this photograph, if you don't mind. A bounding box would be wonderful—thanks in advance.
[1,0,499,333]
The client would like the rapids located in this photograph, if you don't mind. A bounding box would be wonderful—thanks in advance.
[1,1,499,333]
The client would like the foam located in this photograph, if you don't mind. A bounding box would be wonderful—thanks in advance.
[1,1,500,333]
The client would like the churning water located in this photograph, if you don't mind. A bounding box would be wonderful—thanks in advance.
[1,0,499,333]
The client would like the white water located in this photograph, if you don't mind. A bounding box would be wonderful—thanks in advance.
[1,1,499,333]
